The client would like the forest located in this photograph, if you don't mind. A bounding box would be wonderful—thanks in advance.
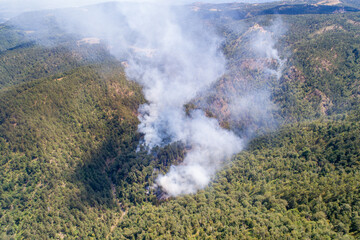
[0,1,360,239]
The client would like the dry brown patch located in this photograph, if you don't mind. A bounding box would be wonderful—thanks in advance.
[238,58,274,71]
[283,66,306,83]
[77,38,100,46]
[315,57,334,72]
[311,25,344,37]
[347,19,360,27]
[58,232,65,240]
[249,23,267,34]
[309,89,333,115]
[317,0,341,5]
[109,82,134,98]
[320,59,333,71]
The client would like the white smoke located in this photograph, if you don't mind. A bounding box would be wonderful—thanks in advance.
[6,1,285,197]
[121,4,226,147]
[156,110,243,195]
[114,4,245,196]
[0,0,280,14]
[250,19,286,79]
[227,20,286,133]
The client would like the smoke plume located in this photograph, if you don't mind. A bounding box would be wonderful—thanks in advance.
[7,1,285,197]
[228,19,286,134]
[115,4,245,196]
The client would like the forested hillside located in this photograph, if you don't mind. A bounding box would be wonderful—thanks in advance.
[0,61,146,238]
[111,118,360,239]
[0,1,360,239]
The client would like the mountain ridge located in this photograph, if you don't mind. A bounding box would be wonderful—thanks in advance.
[0,1,360,239]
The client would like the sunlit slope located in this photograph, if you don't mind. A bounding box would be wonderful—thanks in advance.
[0,63,144,239]
[0,24,113,90]
[110,119,360,239]
[0,1,360,239]
[277,12,360,119]
[198,10,360,127]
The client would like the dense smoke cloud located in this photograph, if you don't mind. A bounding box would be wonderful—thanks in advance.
[117,5,285,196]
[122,4,226,147]
[157,111,243,195]
[6,1,285,196]
[115,4,245,195]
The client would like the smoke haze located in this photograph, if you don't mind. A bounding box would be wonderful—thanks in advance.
[6,1,285,197]
[114,3,245,195]
[0,0,278,13]
[229,20,285,133]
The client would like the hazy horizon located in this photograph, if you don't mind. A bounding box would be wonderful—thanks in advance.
[0,0,277,14]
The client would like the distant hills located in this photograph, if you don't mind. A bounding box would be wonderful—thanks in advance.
[191,1,360,21]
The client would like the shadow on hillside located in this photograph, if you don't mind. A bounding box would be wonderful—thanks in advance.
[71,138,116,208]
[70,115,145,209]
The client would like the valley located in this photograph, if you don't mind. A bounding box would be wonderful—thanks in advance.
[0,0,359,239]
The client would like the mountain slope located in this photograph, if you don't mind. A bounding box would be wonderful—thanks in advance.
[111,119,360,239]
[0,25,113,90]
[0,62,144,239]
[198,9,360,126]
[0,1,360,239]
